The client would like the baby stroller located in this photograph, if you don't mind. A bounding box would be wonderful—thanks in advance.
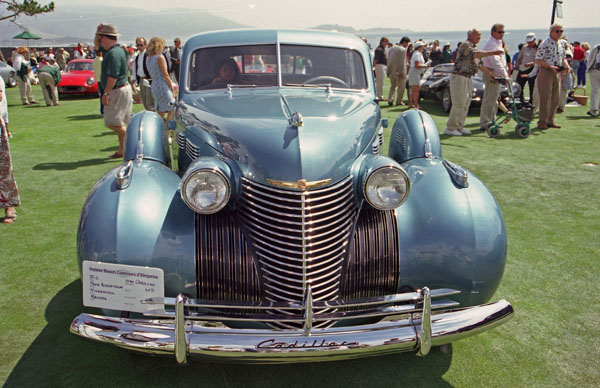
[486,77,534,138]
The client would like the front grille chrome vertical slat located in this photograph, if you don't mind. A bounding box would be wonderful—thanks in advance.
[342,209,400,300]
[195,212,261,304]
[240,176,358,329]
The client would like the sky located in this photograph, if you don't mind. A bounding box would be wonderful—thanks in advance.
[55,0,598,32]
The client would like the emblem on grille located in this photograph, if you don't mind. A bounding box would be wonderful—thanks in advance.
[267,178,331,190]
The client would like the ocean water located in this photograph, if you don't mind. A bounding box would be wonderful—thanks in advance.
[362,27,599,55]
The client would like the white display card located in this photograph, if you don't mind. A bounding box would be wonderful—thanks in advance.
[82,261,165,313]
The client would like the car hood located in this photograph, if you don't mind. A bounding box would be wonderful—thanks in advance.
[179,88,379,184]
[58,71,94,86]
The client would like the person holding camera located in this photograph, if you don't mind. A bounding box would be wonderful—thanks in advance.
[535,24,570,129]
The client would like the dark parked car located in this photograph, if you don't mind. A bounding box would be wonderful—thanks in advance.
[0,60,17,88]
[71,29,513,364]
[420,63,521,112]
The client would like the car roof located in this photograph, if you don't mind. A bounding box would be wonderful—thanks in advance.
[184,29,368,51]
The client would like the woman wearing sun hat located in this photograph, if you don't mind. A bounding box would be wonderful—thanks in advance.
[13,46,38,105]
[407,41,429,109]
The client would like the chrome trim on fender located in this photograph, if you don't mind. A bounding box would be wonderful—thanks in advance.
[70,292,513,364]
[115,160,133,190]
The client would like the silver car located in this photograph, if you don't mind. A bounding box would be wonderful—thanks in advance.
[0,60,17,88]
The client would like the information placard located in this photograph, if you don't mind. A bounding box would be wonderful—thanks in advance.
[82,261,164,313]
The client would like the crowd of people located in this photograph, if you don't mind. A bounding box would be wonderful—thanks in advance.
[2,23,600,224]
[374,24,600,135]
[0,23,182,223]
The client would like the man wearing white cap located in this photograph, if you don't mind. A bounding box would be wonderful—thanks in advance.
[516,32,538,102]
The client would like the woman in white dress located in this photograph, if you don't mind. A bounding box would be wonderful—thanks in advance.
[408,41,429,109]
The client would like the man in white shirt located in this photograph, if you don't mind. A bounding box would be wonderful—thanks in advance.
[133,37,155,111]
[479,24,508,130]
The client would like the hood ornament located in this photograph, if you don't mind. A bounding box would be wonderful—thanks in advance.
[290,112,303,128]
[267,178,331,191]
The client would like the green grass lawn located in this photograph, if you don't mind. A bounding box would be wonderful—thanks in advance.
[1,82,599,387]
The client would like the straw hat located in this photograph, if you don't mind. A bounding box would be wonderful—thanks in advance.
[96,23,120,37]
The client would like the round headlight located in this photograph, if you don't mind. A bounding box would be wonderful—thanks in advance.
[364,166,410,210]
[86,77,95,86]
[181,169,230,214]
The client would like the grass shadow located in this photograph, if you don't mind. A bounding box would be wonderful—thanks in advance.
[4,280,454,387]
[94,131,115,138]
[33,158,116,171]
[58,94,99,101]
[66,114,104,121]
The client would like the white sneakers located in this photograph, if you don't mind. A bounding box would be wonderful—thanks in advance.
[444,128,462,136]
[444,128,471,136]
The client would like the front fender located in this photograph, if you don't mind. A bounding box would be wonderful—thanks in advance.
[388,110,442,164]
[396,158,507,306]
[77,160,196,300]
[124,111,169,164]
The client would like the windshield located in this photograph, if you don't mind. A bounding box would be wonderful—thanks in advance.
[188,44,367,91]
[66,62,93,72]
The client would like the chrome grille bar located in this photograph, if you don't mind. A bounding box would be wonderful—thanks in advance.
[143,288,459,323]
[239,176,358,328]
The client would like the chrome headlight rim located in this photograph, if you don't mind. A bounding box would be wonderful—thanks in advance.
[181,167,231,214]
[86,76,96,86]
[363,165,411,210]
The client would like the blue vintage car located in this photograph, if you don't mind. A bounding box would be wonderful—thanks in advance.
[71,29,513,364]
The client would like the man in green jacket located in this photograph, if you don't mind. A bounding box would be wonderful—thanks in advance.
[38,56,62,106]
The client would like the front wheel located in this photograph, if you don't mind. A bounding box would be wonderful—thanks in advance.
[487,125,500,138]
[515,124,530,138]
[442,87,452,113]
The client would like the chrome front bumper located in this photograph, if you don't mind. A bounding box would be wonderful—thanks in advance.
[70,288,513,364]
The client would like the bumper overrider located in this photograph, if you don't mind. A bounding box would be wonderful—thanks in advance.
[70,288,513,364]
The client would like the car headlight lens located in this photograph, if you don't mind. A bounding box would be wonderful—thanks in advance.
[86,77,95,86]
[181,169,230,214]
[364,166,410,210]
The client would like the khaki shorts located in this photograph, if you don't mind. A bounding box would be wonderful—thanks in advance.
[104,84,133,127]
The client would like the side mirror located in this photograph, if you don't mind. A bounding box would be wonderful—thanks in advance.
[381,118,388,128]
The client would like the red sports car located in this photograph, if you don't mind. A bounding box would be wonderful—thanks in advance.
[57,59,98,96]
